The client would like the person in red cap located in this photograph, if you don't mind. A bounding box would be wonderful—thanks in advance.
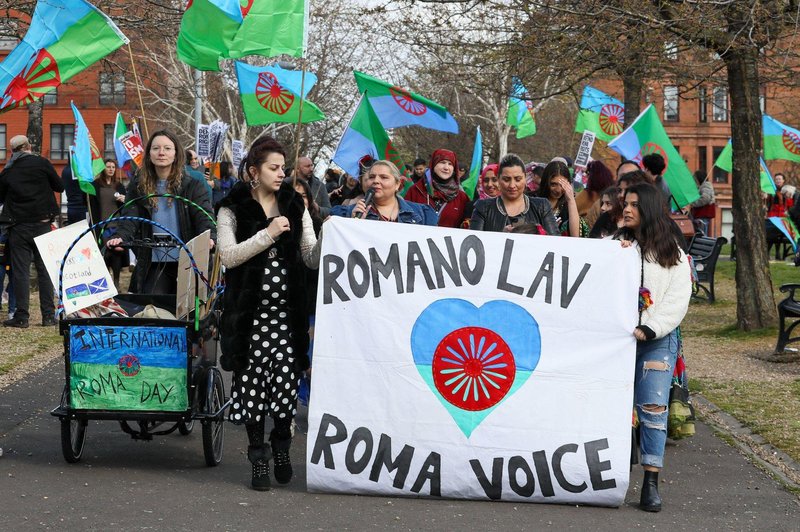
[404,149,470,228]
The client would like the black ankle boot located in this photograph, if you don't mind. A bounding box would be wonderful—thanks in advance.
[270,433,293,484]
[640,470,662,512]
[248,445,272,491]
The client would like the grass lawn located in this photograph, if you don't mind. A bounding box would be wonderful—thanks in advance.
[682,256,800,465]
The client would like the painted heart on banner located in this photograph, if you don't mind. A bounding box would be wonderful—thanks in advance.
[410,299,541,437]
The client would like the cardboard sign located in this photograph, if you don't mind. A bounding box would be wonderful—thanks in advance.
[176,230,210,319]
[34,221,118,314]
[574,130,596,169]
[307,218,639,507]
[69,324,188,411]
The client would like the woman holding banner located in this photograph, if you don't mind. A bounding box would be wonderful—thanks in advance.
[335,160,438,225]
[404,149,470,227]
[616,183,692,512]
[216,135,319,491]
[470,154,559,235]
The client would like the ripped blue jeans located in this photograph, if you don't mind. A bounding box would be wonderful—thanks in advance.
[635,329,679,468]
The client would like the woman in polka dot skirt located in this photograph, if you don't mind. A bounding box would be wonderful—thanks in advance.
[217,136,319,491]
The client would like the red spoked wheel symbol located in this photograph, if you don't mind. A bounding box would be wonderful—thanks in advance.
[782,129,800,156]
[524,98,536,120]
[255,72,295,115]
[635,142,669,171]
[432,327,515,411]
[599,103,624,136]
[2,49,60,111]
[385,140,403,168]
[240,0,254,16]
[118,354,141,377]
[390,86,427,116]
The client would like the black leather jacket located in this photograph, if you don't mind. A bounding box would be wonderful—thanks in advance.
[470,196,559,235]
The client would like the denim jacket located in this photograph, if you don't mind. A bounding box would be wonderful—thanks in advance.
[331,196,439,226]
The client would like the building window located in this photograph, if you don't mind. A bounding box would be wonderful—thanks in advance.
[50,124,74,160]
[712,87,728,122]
[0,124,6,160]
[99,72,126,105]
[712,146,729,184]
[43,88,57,105]
[663,86,679,121]
[698,87,707,123]
[697,145,708,176]
[103,124,116,160]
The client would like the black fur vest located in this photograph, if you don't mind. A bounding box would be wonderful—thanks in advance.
[217,181,310,373]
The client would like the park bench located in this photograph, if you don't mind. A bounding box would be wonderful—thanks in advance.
[776,284,800,353]
[688,236,727,303]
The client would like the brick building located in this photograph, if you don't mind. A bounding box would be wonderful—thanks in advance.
[591,77,800,239]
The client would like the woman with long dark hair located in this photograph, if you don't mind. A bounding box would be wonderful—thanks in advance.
[216,136,318,491]
[536,160,588,237]
[109,130,215,293]
[615,182,691,512]
[89,159,128,288]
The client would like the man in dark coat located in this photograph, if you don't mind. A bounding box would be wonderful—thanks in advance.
[0,135,64,327]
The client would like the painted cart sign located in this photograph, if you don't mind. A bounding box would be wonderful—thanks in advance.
[69,325,188,411]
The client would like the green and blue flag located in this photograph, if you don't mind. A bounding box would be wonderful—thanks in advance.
[0,0,127,112]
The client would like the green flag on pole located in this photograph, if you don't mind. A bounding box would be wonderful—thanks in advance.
[607,105,699,208]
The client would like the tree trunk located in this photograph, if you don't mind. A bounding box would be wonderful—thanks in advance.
[26,99,44,154]
[497,122,510,159]
[621,74,642,130]
[725,48,777,330]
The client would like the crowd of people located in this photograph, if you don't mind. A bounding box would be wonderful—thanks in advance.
[0,129,794,511]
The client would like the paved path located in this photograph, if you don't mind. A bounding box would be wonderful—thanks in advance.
[1,363,798,531]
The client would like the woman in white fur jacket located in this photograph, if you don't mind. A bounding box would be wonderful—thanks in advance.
[616,182,692,513]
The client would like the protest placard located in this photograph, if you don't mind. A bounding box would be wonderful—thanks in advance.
[307,218,639,507]
[34,221,117,314]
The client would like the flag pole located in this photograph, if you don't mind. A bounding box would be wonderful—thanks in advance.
[292,64,307,188]
[127,43,149,139]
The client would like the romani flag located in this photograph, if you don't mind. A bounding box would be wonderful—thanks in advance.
[234,62,324,126]
[762,114,800,164]
[768,217,799,253]
[574,85,625,142]
[462,126,482,200]
[0,0,128,112]
[332,94,404,177]
[506,78,536,139]
[353,71,459,133]
[70,102,105,195]
[177,0,307,72]
[713,141,776,194]
[607,104,699,208]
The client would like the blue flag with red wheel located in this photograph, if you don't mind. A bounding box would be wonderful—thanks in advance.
[353,71,459,133]
[0,0,127,112]
[574,85,625,142]
[234,61,324,126]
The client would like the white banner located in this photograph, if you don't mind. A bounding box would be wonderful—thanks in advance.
[34,221,117,314]
[307,218,639,507]
[196,124,211,159]
[231,140,244,170]
[574,130,596,169]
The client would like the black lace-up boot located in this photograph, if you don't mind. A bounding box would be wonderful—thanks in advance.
[270,426,293,484]
[248,445,271,491]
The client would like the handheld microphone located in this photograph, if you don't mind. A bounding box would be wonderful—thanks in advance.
[360,187,376,219]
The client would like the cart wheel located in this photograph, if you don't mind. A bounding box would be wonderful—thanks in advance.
[60,418,87,463]
[202,370,225,466]
[178,419,195,435]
